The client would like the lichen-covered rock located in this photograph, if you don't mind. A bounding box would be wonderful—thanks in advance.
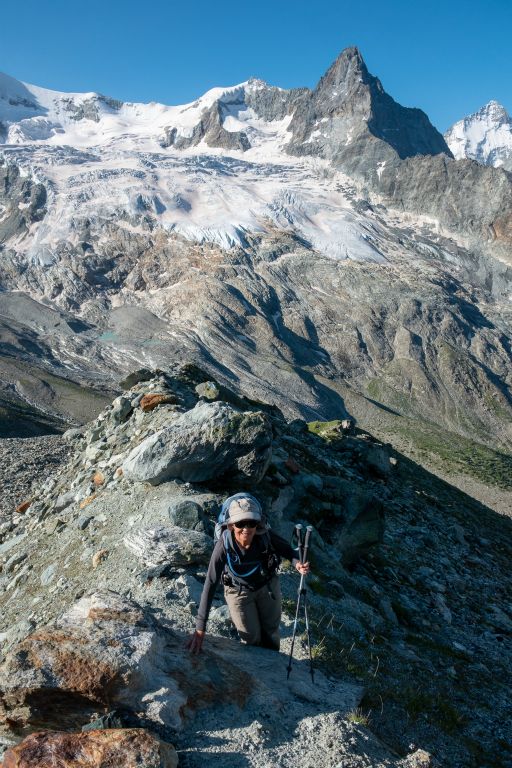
[122,400,272,484]
[195,381,220,400]
[1,728,178,768]
[123,525,212,567]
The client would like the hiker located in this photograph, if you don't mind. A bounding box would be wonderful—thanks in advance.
[187,495,310,653]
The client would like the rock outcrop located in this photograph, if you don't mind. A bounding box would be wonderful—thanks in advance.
[122,400,272,484]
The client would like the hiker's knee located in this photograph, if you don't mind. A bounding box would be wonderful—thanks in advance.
[238,625,262,646]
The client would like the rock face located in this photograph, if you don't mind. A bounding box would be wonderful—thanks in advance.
[122,400,273,484]
[2,728,178,768]
[287,46,450,164]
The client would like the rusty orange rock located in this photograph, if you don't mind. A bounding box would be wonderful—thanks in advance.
[92,550,109,569]
[92,472,105,487]
[139,393,177,412]
[15,499,32,514]
[2,728,178,768]
[79,494,97,510]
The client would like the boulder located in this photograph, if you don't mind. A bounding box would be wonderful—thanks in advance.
[1,728,178,768]
[53,490,75,513]
[110,396,132,424]
[167,499,209,532]
[332,485,385,566]
[364,443,392,477]
[195,381,220,400]
[0,591,255,734]
[124,525,212,568]
[122,401,272,484]
[119,368,155,389]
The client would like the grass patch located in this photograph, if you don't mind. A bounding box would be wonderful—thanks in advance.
[347,707,370,726]
[307,420,344,441]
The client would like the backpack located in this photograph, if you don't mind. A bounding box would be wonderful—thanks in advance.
[215,493,280,591]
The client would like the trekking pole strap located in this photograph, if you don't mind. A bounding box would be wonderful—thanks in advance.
[295,524,304,564]
[303,525,313,565]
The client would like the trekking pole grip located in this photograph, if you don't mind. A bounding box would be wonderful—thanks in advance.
[303,525,313,564]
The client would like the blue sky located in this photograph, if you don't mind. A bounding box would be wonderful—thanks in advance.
[1,0,510,131]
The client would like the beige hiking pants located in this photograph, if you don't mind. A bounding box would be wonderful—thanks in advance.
[224,575,282,650]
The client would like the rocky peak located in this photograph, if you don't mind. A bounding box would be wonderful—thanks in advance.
[476,99,510,123]
[287,46,450,163]
[313,46,371,103]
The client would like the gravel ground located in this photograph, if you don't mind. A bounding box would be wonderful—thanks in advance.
[0,435,68,518]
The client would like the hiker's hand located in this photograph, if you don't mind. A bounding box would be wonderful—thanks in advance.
[187,630,205,654]
[293,558,310,575]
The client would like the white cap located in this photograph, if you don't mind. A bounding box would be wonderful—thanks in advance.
[228,497,262,524]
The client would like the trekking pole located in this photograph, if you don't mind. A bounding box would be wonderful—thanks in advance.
[287,525,304,679]
[302,526,315,684]
[286,525,315,683]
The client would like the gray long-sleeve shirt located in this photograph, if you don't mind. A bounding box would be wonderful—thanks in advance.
[196,530,296,632]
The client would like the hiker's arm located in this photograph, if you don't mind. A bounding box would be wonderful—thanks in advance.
[194,539,226,634]
[269,530,311,574]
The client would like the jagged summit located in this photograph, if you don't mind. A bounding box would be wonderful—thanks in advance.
[445,99,512,171]
[314,45,369,94]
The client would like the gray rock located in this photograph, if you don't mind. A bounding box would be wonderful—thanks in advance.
[122,400,272,484]
[4,552,27,573]
[110,395,133,424]
[365,444,391,477]
[378,595,399,625]
[175,573,204,605]
[332,486,385,565]
[119,368,155,389]
[0,532,27,557]
[40,562,58,586]
[167,499,208,531]
[123,525,212,567]
[53,489,75,512]
[77,515,93,530]
[62,427,84,441]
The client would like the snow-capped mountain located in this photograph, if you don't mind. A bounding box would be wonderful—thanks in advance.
[0,52,449,261]
[1,48,511,451]
[444,100,512,172]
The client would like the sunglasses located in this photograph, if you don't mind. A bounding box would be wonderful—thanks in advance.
[234,520,258,529]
